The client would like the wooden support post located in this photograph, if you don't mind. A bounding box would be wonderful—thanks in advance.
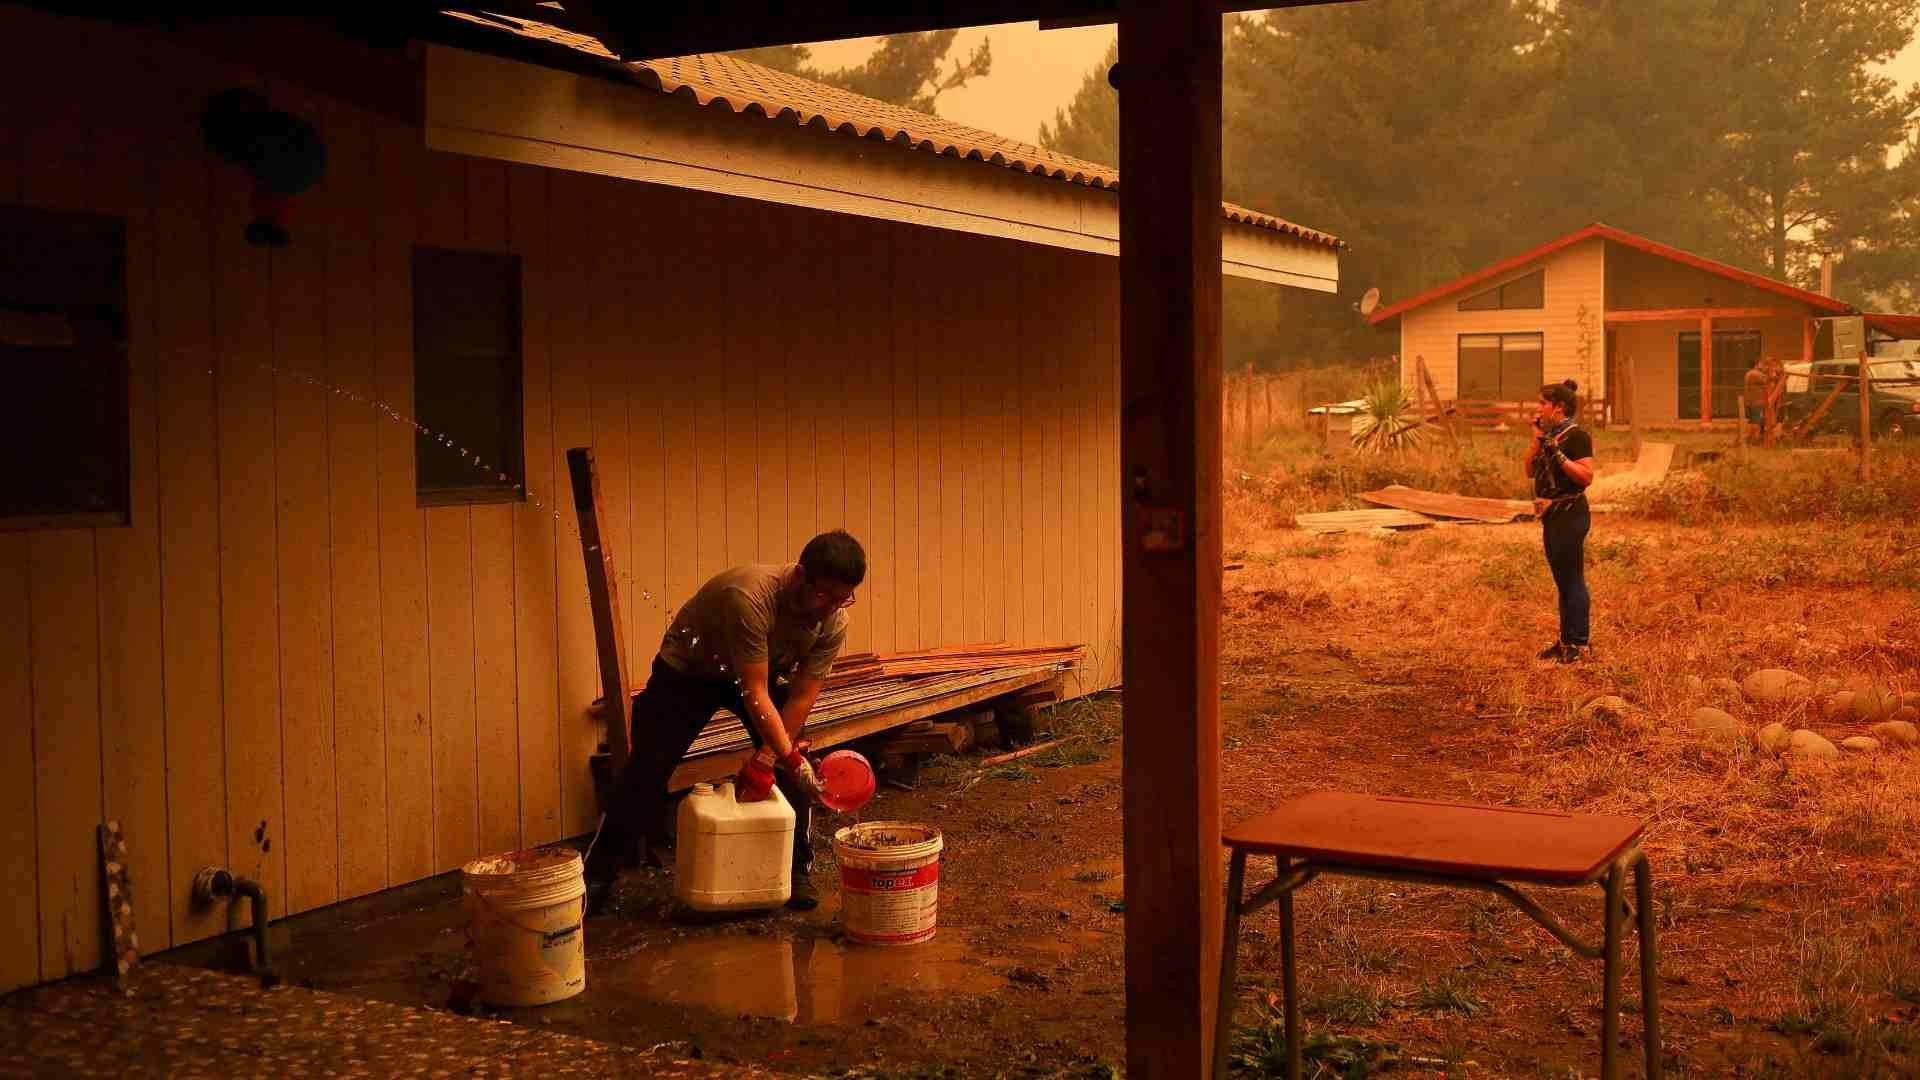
[1243,361,1255,461]
[1415,355,1457,449]
[1859,350,1873,481]
[567,446,632,777]
[1704,323,1720,423]
[1264,376,1275,434]
[1118,2,1223,1074]
[1621,354,1641,460]
[1792,376,1847,443]
[1736,394,1747,455]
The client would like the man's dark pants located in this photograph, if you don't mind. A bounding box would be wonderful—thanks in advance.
[590,656,813,882]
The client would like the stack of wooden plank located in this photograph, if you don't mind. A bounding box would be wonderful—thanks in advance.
[680,642,1083,761]
[875,716,979,756]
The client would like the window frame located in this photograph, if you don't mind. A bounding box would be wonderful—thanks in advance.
[410,246,527,508]
[0,206,131,532]
[1455,331,1546,401]
[1457,269,1546,312]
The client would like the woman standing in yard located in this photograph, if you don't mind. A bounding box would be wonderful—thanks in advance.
[1525,379,1597,663]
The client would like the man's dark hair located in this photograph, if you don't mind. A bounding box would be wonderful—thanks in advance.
[800,530,866,586]
[1539,379,1579,419]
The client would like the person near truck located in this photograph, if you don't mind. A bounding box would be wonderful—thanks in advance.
[585,530,866,916]
[1524,380,1596,663]
[1743,355,1785,441]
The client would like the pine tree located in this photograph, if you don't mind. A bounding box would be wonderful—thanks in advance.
[1038,38,1118,167]
[727,32,991,115]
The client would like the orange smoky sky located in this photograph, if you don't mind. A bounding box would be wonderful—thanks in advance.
[799,21,1115,146]
[800,15,1920,155]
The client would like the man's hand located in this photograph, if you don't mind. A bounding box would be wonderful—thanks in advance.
[779,746,826,804]
[735,750,777,802]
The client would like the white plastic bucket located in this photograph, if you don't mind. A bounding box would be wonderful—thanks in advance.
[461,847,587,1006]
[833,822,943,946]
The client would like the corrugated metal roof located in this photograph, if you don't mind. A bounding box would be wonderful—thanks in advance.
[1368,223,1851,327]
[1863,312,1920,339]
[439,10,1344,250]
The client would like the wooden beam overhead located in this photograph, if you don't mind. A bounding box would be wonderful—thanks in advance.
[473,1,1354,60]
[1039,0,1360,30]
[1118,1,1223,1075]
[1604,306,1801,323]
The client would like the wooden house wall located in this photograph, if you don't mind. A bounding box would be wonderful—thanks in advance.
[1396,238,1608,403]
[0,13,1121,991]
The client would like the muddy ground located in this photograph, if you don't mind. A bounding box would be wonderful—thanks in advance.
[165,516,1920,1078]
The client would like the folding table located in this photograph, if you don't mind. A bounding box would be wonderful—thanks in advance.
[1213,790,1660,1079]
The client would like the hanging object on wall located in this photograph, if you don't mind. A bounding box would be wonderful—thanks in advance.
[200,88,328,248]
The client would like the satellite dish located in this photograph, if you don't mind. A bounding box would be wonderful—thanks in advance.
[1357,287,1381,317]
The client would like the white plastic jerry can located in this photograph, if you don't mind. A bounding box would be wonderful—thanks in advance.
[674,781,795,912]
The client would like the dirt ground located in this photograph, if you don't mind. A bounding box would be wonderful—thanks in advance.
[165,508,1920,1078]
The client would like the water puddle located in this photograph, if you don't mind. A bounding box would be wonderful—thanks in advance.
[593,932,1005,1025]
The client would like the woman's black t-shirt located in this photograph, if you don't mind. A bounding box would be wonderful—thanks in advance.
[1533,425,1594,500]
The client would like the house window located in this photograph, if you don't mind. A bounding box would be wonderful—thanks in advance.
[1458,333,1544,401]
[1458,269,1544,311]
[412,248,524,505]
[0,205,129,529]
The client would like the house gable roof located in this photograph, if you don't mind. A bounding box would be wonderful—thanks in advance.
[436,10,1343,250]
[1367,223,1850,327]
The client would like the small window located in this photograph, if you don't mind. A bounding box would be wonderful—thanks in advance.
[1458,269,1545,311]
[1457,332,1544,400]
[412,248,524,505]
[1,205,129,529]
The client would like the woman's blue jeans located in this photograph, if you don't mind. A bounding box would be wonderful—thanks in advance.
[1541,500,1591,646]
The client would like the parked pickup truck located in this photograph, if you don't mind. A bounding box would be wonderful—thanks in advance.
[1780,358,1920,438]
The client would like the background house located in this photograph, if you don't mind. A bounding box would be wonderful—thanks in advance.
[1369,223,1853,424]
[0,8,1338,993]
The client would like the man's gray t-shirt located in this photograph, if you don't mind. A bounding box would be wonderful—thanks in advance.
[657,563,847,682]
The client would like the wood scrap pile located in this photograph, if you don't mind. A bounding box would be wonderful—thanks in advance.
[682,642,1083,761]
[875,714,980,756]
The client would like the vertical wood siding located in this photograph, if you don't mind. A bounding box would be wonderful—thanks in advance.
[1398,238,1608,402]
[0,12,1126,991]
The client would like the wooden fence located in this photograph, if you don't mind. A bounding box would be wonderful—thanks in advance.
[1221,358,1391,453]
[1452,398,1612,429]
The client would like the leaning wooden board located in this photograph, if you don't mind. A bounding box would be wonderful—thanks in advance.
[683,661,1074,758]
[1357,485,1535,524]
[667,668,1066,791]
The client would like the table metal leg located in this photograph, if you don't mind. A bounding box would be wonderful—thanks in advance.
[1212,849,1248,1080]
[1600,861,1625,1080]
[1279,856,1299,1080]
[1635,853,1662,1079]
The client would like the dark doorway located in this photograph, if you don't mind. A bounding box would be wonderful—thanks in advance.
[1677,329,1760,420]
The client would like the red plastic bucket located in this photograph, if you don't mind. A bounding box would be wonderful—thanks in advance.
[818,749,876,813]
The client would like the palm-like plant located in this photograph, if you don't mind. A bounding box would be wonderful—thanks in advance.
[1349,377,1424,454]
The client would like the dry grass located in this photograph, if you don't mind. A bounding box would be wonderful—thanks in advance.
[1217,442,1920,1074]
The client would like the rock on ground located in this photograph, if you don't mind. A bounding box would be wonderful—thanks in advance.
[1787,729,1840,760]
[1579,695,1635,725]
[1755,722,1792,754]
[1896,705,1920,725]
[1743,669,1812,705]
[1852,686,1902,723]
[1822,691,1857,722]
[1707,677,1745,703]
[1688,707,1743,747]
[1841,736,1880,753]
[1870,720,1919,748]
